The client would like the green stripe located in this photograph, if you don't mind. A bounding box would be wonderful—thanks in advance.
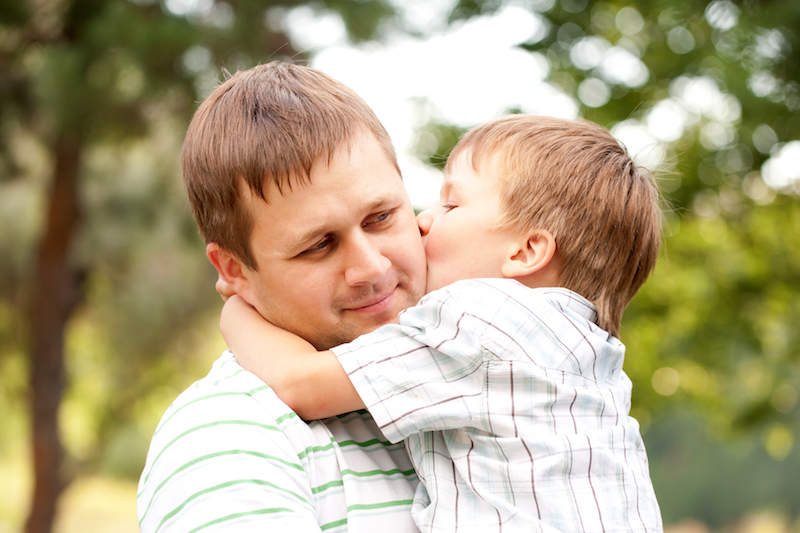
[153,479,311,533]
[141,420,283,487]
[297,438,336,460]
[296,437,407,462]
[341,467,416,478]
[309,466,415,496]
[334,409,369,419]
[310,479,344,494]
[139,449,305,524]
[347,499,414,511]
[248,384,271,394]
[214,368,248,385]
[153,392,250,437]
[153,385,275,438]
[276,411,298,424]
[297,435,402,460]
[188,507,297,532]
[320,518,348,530]
[337,437,393,448]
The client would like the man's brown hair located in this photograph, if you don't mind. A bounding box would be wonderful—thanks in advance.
[448,114,661,337]
[182,62,397,270]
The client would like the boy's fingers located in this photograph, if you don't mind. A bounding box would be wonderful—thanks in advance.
[215,276,236,302]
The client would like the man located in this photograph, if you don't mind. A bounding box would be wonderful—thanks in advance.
[137,62,427,532]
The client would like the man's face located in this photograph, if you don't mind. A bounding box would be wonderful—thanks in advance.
[240,133,427,350]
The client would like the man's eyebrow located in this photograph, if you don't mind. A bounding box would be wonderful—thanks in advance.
[362,195,399,216]
[291,225,328,250]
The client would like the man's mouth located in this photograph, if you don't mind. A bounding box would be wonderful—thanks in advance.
[346,288,396,315]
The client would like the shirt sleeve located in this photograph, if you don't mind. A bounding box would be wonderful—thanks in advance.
[137,386,323,532]
[332,286,492,444]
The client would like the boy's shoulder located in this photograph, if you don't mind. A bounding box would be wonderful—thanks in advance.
[432,278,600,327]
[413,279,624,379]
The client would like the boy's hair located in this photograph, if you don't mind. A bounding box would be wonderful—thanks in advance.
[448,114,661,337]
[182,62,398,271]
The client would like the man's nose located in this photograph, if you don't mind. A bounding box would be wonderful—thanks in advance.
[416,209,432,237]
[343,234,391,286]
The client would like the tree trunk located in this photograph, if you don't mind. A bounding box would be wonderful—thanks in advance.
[25,135,83,533]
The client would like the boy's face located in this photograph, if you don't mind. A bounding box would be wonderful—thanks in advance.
[236,133,427,350]
[417,153,520,292]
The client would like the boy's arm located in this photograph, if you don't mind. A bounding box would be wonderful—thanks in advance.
[220,295,365,420]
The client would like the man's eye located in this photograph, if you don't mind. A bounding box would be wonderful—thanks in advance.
[364,211,391,226]
[305,237,333,253]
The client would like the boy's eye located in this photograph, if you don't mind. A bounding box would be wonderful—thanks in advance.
[442,204,456,212]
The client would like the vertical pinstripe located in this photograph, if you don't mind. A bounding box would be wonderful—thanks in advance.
[332,278,663,533]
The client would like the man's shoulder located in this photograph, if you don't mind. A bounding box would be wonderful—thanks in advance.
[156,351,286,429]
[139,351,313,490]
[137,353,314,532]
[138,352,420,533]
[137,352,315,531]
[174,350,273,399]
[140,352,298,464]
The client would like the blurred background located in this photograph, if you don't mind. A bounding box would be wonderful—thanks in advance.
[1,0,798,531]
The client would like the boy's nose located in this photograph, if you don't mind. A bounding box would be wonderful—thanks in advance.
[416,209,432,237]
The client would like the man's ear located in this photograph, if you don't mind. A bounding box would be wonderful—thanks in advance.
[501,229,557,279]
[206,243,254,303]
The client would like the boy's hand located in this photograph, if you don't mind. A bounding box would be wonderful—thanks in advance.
[215,275,236,302]
[219,295,365,420]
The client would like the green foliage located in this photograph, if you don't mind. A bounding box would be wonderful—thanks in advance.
[645,410,800,527]
[414,0,800,439]
[625,197,800,432]
[415,120,469,170]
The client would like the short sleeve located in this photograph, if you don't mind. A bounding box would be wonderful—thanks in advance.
[332,286,492,443]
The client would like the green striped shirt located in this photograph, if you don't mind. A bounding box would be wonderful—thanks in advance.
[137,352,420,532]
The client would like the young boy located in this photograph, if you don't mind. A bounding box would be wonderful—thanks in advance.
[222,114,664,532]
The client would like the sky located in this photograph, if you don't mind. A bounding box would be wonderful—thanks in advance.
[171,0,800,209]
[283,2,574,208]
[277,1,798,208]
[284,2,642,208]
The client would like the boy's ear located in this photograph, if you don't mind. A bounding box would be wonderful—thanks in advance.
[206,243,255,304]
[501,229,557,279]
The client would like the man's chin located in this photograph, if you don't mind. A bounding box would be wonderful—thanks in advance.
[310,327,363,351]
[315,312,396,351]
[313,288,422,350]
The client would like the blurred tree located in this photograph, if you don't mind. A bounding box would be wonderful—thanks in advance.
[645,409,800,525]
[0,1,396,532]
[416,0,800,440]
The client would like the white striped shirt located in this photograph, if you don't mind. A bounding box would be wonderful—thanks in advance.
[333,278,663,533]
[137,351,420,532]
